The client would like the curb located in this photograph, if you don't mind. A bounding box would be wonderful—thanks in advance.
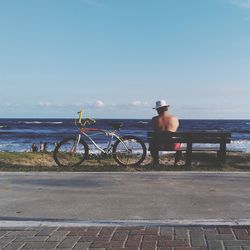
[0,219,250,227]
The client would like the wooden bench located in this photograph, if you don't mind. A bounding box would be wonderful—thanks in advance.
[147,131,231,167]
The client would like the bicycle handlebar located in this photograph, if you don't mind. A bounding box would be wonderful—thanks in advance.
[77,110,96,127]
[84,118,96,126]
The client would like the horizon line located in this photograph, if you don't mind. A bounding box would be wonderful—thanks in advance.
[1,117,250,120]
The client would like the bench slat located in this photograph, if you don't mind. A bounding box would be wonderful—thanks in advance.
[148,138,231,143]
[148,131,231,137]
[154,147,220,152]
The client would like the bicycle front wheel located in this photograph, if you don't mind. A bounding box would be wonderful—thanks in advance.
[53,137,89,168]
[113,136,146,167]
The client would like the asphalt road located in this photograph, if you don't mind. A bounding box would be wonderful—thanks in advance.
[0,172,250,223]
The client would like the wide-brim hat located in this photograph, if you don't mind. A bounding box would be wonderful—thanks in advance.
[153,100,170,109]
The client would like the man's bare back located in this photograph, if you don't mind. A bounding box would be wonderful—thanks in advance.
[152,114,179,132]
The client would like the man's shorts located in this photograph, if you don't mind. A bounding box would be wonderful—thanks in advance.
[149,143,182,151]
[157,143,182,151]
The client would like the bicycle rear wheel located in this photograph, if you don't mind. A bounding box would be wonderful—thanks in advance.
[113,136,146,167]
[53,137,89,168]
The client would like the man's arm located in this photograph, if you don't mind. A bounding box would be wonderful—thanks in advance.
[151,116,159,131]
[169,116,179,132]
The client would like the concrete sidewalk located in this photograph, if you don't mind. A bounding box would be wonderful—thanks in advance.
[0,172,250,224]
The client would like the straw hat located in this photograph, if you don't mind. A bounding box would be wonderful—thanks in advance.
[153,100,170,109]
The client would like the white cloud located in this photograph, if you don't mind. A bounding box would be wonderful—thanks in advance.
[86,100,105,108]
[231,0,250,9]
[130,101,150,107]
[36,100,104,109]
[2,99,249,118]
[73,103,83,107]
[109,101,150,110]
[37,102,69,108]
[35,100,152,111]
[38,102,52,107]
[95,100,105,107]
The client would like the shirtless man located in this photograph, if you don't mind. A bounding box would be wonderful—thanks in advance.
[150,100,181,165]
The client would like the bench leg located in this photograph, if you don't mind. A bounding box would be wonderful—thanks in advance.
[217,151,223,167]
[219,142,227,163]
[185,142,192,167]
[150,149,159,165]
[174,151,182,165]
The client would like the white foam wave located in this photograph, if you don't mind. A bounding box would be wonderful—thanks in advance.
[0,142,56,153]
[46,122,63,124]
[150,141,250,154]
[19,121,63,125]
[185,141,250,153]
[0,125,8,128]
[228,140,250,153]
[0,143,29,152]
[137,121,149,124]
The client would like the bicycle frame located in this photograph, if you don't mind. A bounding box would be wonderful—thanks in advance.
[74,110,131,155]
[78,127,127,154]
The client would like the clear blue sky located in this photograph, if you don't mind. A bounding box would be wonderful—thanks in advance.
[0,0,249,119]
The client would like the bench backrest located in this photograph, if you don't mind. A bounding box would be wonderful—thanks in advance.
[147,131,231,144]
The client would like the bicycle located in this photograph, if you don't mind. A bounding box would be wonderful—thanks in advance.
[53,111,147,168]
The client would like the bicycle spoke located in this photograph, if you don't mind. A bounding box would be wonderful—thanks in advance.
[113,136,146,167]
[53,138,88,167]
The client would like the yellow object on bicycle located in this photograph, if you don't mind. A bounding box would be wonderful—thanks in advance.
[78,110,83,124]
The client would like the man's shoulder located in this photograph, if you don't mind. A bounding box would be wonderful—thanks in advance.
[169,115,179,121]
[169,115,179,127]
[167,115,179,126]
[152,115,159,121]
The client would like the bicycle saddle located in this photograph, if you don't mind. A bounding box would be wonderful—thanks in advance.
[109,122,123,130]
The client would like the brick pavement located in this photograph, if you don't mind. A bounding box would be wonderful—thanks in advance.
[1,226,250,249]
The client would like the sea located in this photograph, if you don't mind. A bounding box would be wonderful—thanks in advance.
[0,119,250,153]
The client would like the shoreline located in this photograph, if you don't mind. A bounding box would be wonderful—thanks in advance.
[0,151,250,172]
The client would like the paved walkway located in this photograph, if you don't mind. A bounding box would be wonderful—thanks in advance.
[1,172,250,249]
[1,172,250,221]
[1,226,250,249]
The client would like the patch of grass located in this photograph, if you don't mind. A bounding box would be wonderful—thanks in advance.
[0,151,249,172]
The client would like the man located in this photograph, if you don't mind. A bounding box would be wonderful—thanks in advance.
[150,100,182,165]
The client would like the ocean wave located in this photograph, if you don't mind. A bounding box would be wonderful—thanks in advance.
[178,140,250,153]
[0,125,10,129]
[136,121,149,127]
[18,121,63,125]
[0,131,14,134]
[137,121,149,124]
[229,140,250,153]
[233,130,250,134]
[231,140,250,144]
